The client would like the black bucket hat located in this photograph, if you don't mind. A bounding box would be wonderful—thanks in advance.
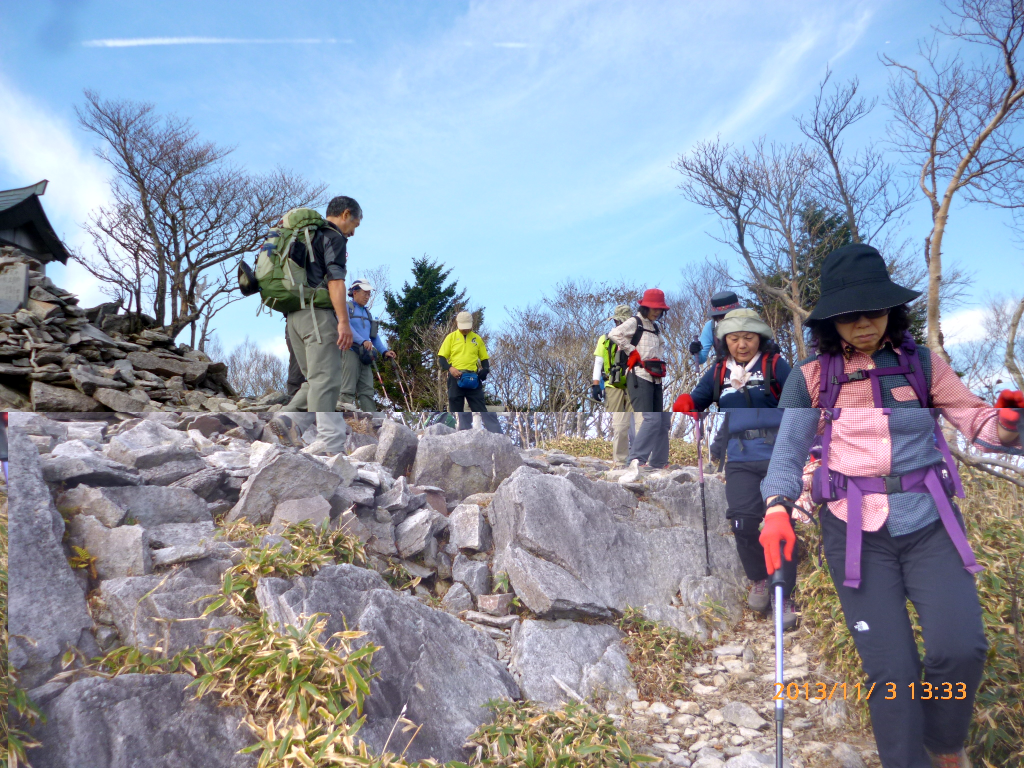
[709,290,741,318]
[807,244,921,321]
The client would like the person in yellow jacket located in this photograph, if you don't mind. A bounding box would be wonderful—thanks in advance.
[593,304,636,467]
[438,311,501,433]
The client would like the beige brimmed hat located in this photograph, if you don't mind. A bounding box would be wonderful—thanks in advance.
[715,308,773,340]
[607,304,632,322]
[456,311,474,330]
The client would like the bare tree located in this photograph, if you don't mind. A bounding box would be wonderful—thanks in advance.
[75,91,327,342]
[884,0,1024,361]
[674,138,827,359]
[676,71,952,359]
[226,337,286,399]
[798,70,916,250]
[488,280,638,413]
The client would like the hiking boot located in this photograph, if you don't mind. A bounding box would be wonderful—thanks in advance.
[266,415,304,448]
[780,597,799,631]
[746,579,770,613]
[926,749,971,768]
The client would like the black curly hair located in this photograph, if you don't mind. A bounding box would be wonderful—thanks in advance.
[806,304,912,356]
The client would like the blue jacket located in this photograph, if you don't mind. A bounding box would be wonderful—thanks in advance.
[347,301,388,354]
[696,319,715,364]
[690,352,791,463]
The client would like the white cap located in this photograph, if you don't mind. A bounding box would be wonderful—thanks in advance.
[456,311,474,330]
[350,279,373,292]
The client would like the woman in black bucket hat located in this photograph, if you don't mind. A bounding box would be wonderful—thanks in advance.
[758,244,1022,768]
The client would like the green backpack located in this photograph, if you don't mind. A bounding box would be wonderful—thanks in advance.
[253,208,334,315]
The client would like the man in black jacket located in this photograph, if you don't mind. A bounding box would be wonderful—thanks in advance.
[281,196,360,454]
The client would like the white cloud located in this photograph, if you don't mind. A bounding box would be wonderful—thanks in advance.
[0,75,110,306]
[943,307,988,345]
[82,37,349,48]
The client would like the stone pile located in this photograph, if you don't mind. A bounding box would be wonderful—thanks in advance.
[0,246,287,413]
[6,410,870,767]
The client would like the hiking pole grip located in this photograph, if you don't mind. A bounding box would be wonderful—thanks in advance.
[773,540,785,768]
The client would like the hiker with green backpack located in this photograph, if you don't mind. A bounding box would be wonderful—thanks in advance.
[592,303,636,467]
[241,196,362,452]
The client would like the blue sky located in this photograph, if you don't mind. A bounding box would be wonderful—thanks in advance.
[1,0,1019,360]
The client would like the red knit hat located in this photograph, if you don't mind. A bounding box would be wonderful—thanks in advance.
[639,288,669,310]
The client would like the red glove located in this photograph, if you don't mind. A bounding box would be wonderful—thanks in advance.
[760,511,796,574]
[995,390,1023,432]
[626,350,642,370]
[672,393,697,415]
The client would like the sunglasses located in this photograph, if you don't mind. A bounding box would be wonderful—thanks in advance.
[832,308,890,325]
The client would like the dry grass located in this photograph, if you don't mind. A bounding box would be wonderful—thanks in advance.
[462,700,658,767]
[617,607,704,703]
[541,437,700,467]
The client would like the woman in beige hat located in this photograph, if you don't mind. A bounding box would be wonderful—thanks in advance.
[673,308,796,627]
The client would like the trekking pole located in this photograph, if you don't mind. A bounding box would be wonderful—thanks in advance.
[696,412,711,577]
[390,358,415,413]
[372,361,396,410]
[772,541,787,768]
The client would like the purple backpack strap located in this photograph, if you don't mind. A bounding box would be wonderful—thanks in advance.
[900,334,965,498]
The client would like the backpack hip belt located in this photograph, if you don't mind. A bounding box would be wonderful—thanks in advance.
[811,334,976,589]
[735,428,777,442]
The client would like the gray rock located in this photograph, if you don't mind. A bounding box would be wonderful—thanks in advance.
[395,508,448,558]
[720,701,768,730]
[30,380,101,411]
[56,485,129,527]
[69,515,151,579]
[128,349,210,384]
[724,752,792,768]
[92,386,152,412]
[377,476,425,518]
[106,420,198,469]
[424,422,456,436]
[148,522,218,549]
[41,450,142,488]
[8,428,97,688]
[69,486,212,528]
[64,421,108,442]
[139,457,208,486]
[9,413,69,441]
[345,430,378,454]
[453,553,491,597]
[101,573,240,656]
[269,495,332,534]
[328,482,378,517]
[477,593,514,616]
[490,468,743,621]
[325,452,358,486]
[510,619,635,705]
[449,503,492,552]
[255,564,518,762]
[412,429,523,503]
[374,419,419,478]
[335,508,397,556]
[830,743,867,768]
[349,443,378,461]
[70,364,128,396]
[648,474,730,535]
[442,582,474,614]
[170,466,228,501]
[26,674,256,768]
[226,452,342,525]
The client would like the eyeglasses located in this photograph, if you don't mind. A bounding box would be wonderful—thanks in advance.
[832,308,890,325]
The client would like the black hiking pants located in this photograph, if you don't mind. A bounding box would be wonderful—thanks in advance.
[726,459,797,598]
[822,509,987,768]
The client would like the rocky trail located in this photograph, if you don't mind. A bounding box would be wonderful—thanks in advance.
[616,611,880,768]
[5,410,886,768]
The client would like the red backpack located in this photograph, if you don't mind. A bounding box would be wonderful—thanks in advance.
[711,352,782,405]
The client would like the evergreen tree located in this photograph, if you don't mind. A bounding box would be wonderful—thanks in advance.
[378,257,474,410]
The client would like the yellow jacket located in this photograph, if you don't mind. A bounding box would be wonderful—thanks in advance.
[438,330,489,371]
